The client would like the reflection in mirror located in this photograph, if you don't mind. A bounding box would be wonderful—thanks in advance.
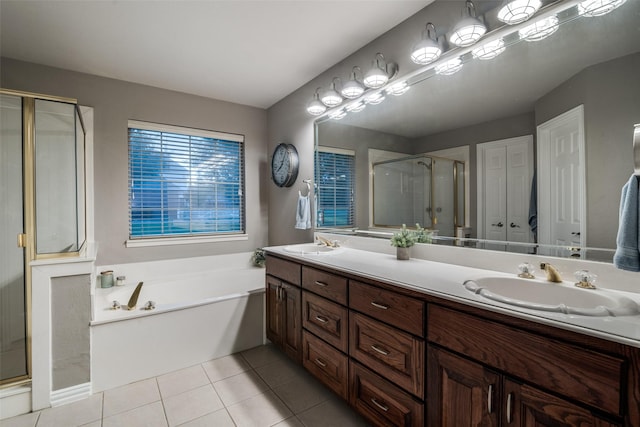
[314,0,640,262]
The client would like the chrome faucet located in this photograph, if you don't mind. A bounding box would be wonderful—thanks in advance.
[540,263,563,283]
[126,281,144,310]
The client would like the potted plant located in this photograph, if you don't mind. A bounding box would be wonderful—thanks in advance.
[390,224,417,260]
[251,248,266,267]
[414,223,433,244]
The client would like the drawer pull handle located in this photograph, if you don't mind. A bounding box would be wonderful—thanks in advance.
[314,358,327,367]
[315,281,328,287]
[370,344,389,356]
[506,392,513,424]
[315,315,329,323]
[487,384,493,414]
[370,398,389,412]
[370,301,389,310]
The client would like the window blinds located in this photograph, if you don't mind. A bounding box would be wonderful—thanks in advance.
[315,149,355,227]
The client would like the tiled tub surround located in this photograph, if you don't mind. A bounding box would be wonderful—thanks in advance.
[265,234,640,425]
[3,344,369,427]
[92,253,267,392]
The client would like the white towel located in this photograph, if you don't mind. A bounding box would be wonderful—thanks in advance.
[295,191,311,230]
[613,174,640,272]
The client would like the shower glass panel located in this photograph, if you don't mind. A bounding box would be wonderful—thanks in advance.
[0,94,28,382]
[373,154,464,236]
[34,99,85,254]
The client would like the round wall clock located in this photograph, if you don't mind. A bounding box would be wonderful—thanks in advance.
[271,143,299,187]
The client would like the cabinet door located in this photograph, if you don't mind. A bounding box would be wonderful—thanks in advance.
[427,346,499,427]
[503,379,620,427]
[282,282,302,362]
[265,275,282,346]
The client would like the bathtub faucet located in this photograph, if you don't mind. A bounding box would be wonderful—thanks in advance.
[126,282,144,310]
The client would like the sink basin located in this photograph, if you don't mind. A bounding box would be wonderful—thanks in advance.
[463,277,640,316]
[283,244,343,255]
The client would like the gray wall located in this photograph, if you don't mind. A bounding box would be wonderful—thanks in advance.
[1,58,269,264]
[535,52,640,249]
[318,122,413,229]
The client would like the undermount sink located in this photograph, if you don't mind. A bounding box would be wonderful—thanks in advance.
[283,243,343,255]
[463,277,640,317]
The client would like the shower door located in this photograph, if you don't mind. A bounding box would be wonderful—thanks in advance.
[0,93,28,384]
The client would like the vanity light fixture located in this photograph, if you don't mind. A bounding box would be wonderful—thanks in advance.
[497,0,542,25]
[449,1,487,47]
[341,66,365,99]
[364,91,385,105]
[578,0,627,16]
[306,88,327,116]
[471,38,506,60]
[519,15,559,41]
[363,53,397,89]
[387,81,410,96]
[328,108,347,120]
[345,101,366,113]
[435,57,464,76]
[410,22,442,65]
[320,77,343,107]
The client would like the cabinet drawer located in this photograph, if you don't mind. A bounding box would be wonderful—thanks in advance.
[303,291,348,352]
[349,281,424,336]
[302,266,347,305]
[428,305,625,416]
[350,312,424,399]
[302,331,348,399]
[350,361,424,427]
[266,256,301,286]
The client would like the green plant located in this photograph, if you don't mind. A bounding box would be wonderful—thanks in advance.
[251,248,266,267]
[414,223,433,244]
[390,224,417,248]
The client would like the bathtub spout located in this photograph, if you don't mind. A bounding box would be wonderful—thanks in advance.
[126,282,144,310]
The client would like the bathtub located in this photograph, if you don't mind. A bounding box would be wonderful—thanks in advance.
[90,253,266,392]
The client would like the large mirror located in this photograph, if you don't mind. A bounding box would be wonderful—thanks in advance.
[315,0,640,262]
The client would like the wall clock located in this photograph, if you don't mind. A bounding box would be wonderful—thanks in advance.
[271,143,299,187]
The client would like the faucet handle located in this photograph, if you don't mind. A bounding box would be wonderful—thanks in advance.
[517,262,535,279]
[574,270,597,289]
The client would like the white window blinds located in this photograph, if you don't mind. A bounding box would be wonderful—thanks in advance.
[128,120,245,239]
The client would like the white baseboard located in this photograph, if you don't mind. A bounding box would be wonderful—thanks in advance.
[50,382,91,407]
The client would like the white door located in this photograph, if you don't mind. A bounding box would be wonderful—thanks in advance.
[477,136,534,251]
[537,105,585,257]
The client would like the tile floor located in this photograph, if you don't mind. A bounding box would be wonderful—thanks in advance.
[3,344,370,427]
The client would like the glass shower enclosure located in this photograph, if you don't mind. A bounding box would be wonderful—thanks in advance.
[372,154,465,237]
[1,90,86,386]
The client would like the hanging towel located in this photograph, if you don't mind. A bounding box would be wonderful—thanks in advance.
[613,174,640,272]
[295,191,311,230]
[528,170,538,241]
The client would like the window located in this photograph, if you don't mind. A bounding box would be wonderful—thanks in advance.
[128,120,245,242]
[315,147,355,227]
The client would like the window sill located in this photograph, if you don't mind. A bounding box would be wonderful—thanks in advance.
[125,234,248,248]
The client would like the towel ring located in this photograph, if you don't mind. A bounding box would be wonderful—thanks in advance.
[633,123,640,176]
[301,179,312,196]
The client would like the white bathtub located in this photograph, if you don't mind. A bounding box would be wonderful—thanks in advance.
[91,253,266,392]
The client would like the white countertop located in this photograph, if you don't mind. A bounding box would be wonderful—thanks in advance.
[266,245,640,348]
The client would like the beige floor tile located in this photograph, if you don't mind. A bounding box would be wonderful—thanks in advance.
[226,390,292,427]
[163,384,223,427]
[240,344,287,368]
[2,412,39,427]
[213,370,269,406]
[272,416,305,427]
[297,397,369,427]
[272,374,334,414]
[201,353,250,383]
[157,365,210,399]
[176,408,235,427]
[78,422,101,427]
[36,393,102,427]
[102,401,167,427]
[254,357,306,389]
[103,377,160,417]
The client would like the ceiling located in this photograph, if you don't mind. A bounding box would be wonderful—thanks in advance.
[0,0,432,109]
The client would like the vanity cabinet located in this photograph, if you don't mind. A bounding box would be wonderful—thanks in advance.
[266,256,302,362]
[265,253,640,427]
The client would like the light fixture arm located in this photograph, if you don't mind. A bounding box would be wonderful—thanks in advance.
[464,0,479,18]
[349,66,363,81]
[423,22,437,40]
